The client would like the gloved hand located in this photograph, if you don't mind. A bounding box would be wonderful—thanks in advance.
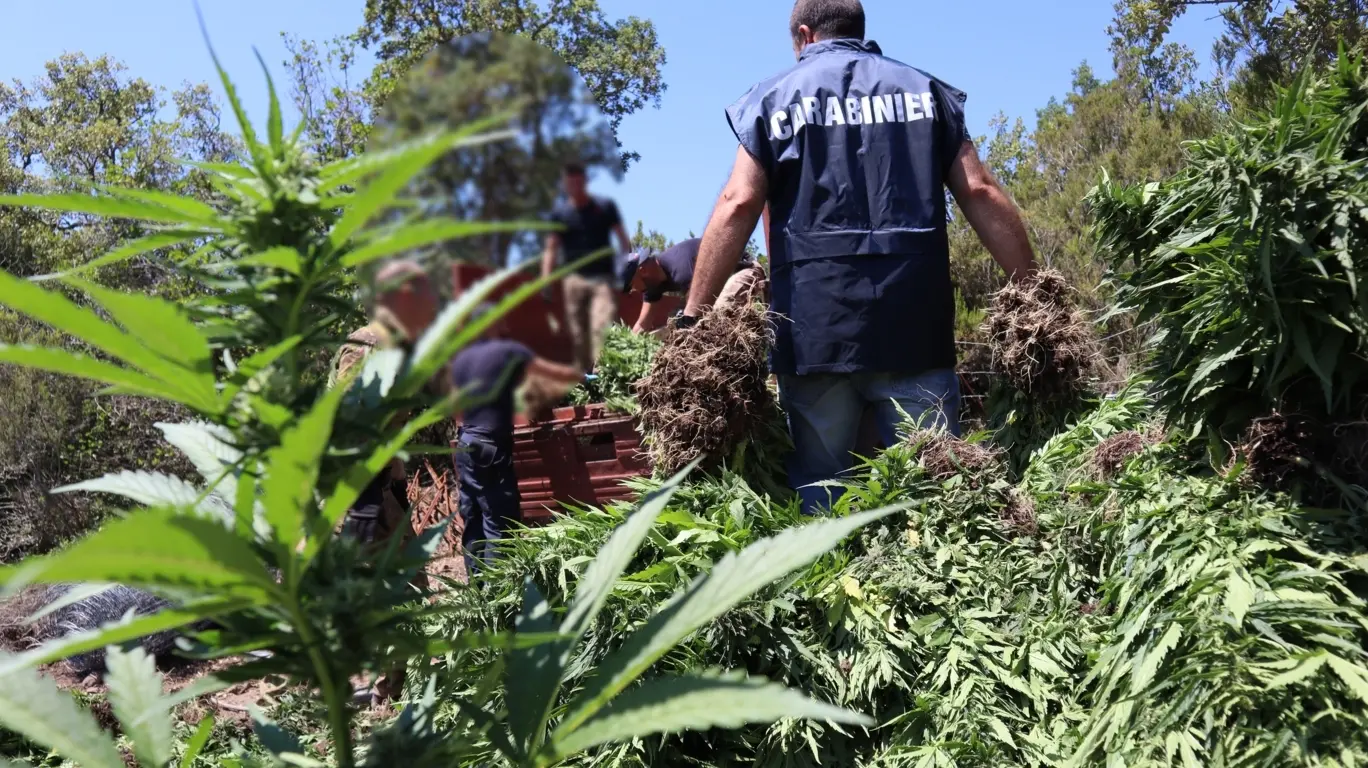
[583,373,600,382]
[669,313,699,332]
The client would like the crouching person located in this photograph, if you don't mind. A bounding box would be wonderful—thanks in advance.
[330,260,445,548]
[329,259,444,704]
[451,313,583,577]
[621,236,767,337]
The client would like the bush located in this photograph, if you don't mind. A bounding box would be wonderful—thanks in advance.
[566,323,660,412]
[0,319,193,561]
[0,358,94,558]
[1090,51,1368,446]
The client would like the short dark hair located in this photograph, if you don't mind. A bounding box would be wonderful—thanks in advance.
[563,162,586,177]
[789,0,865,43]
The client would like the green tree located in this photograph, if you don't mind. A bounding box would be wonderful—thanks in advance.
[369,32,620,267]
[0,53,236,286]
[0,53,235,560]
[631,220,670,252]
[1209,0,1368,109]
[1111,0,1368,111]
[285,0,667,168]
[280,33,372,164]
[1107,0,1201,109]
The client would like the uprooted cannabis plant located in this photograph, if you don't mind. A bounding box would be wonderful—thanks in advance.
[567,324,660,413]
[979,268,1102,474]
[434,384,1368,767]
[0,31,887,768]
[636,299,789,480]
[1090,47,1368,464]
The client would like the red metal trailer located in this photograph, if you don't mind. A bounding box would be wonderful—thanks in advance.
[449,262,680,365]
[448,262,674,522]
[509,404,649,523]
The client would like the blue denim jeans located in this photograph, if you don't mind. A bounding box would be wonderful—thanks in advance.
[778,368,961,514]
[455,427,520,577]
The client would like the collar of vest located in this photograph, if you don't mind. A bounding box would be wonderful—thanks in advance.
[798,38,882,62]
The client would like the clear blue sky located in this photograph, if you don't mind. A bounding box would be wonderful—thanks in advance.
[0,0,1227,247]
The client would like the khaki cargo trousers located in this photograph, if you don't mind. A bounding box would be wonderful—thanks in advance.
[563,273,619,372]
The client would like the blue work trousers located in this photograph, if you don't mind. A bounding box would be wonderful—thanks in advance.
[778,368,961,514]
[455,427,521,577]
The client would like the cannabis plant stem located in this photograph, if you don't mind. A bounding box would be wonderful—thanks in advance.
[283,280,311,384]
[290,599,354,766]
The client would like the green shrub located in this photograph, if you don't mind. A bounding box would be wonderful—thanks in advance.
[0,317,193,561]
[1090,50,1368,446]
[567,324,660,412]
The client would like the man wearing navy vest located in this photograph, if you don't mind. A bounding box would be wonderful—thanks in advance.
[680,0,1037,514]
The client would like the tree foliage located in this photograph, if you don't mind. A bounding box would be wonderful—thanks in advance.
[1108,0,1202,109]
[1113,0,1368,111]
[953,0,1368,369]
[0,53,237,560]
[0,53,236,286]
[631,221,670,253]
[285,0,666,168]
[369,32,620,267]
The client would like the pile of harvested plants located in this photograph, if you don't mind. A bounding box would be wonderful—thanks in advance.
[635,301,777,475]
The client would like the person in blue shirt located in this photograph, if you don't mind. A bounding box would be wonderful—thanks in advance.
[680,0,1038,514]
[620,237,764,335]
[540,162,634,372]
[449,314,583,575]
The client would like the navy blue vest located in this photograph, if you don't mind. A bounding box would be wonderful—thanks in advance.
[726,39,969,376]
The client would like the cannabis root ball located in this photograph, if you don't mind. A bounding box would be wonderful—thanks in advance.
[908,430,1038,535]
[908,429,1007,490]
[1002,488,1039,537]
[984,269,1098,400]
[1091,429,1162,480]
[1234,402,1368,498]
[635,302,777,474]
[0,584,61,652]
[1238,411,1319,492]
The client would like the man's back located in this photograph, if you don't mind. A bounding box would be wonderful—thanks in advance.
[646,238,759,302]
[733,41,967,256]
[450,339,534,442]
[645,238,700,302]
[726,38,969,376]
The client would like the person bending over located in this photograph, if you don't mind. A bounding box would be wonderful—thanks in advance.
[449,319,583,575]
[621,236,766,336]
